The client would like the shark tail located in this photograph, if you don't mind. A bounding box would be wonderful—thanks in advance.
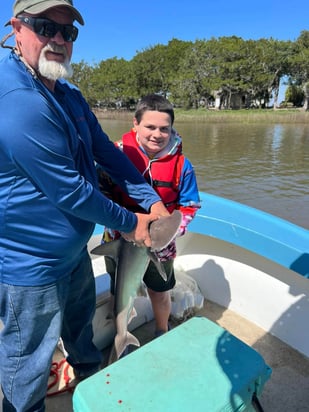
[115,331,140,356]
[109,332,140,364]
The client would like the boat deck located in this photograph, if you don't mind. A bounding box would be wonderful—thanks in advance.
[40,299,309,412]
[1,299,307,411]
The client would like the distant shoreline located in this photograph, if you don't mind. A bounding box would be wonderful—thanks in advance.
[93,108,309,124]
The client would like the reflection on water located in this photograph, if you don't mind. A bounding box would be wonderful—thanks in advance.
[99,119,309,229]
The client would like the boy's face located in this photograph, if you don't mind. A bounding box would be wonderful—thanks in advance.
[133,111,172,156]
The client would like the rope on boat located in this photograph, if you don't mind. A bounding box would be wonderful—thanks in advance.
[47,359,75,397]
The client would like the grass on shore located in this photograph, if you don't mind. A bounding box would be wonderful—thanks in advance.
[93,108,309,124]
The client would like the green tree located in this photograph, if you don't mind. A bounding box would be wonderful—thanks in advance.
[131,39,191,97]
[171,39,220,108]
[70,33,305,110]
[285,83,304,106]
[288,30,309,110]
[71,60,96,106]
[91,58,134,108]
[250,38,291,109]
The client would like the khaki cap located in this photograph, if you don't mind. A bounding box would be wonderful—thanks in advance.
[5,0,84,26]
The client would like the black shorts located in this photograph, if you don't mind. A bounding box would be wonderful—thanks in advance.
[105,256,176,294]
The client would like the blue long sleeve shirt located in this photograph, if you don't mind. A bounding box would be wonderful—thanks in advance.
[0,52,160,285]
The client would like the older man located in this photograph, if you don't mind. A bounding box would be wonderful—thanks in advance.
[0,1,168,411]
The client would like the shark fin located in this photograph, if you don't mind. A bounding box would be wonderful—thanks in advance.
[148,250,168,281]
[127,306,138,325]
[91,238,122,257]
[150,210,182,251]
[136,283,147,297]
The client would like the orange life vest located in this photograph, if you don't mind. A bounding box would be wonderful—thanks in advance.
[116,129,184,213]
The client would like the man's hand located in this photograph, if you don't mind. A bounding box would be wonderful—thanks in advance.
[121,212,158,247]
[150,200,170,217]
[121,201,169,247]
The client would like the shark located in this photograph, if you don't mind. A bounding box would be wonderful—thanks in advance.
[91,210,182,364]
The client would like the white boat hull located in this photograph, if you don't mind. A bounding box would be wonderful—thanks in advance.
[175,233,309,358]
[90,192,309,358]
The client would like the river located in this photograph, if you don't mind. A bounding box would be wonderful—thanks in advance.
[99,119,309,230]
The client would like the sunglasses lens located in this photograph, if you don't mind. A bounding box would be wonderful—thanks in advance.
[62,26,78,42]
[20,17,78,42]
[38,22,57,38]
[40,22,78,42]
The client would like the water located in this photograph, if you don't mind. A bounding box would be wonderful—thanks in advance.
[99,119,309,230]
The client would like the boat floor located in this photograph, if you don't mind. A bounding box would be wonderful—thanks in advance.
[2,299,308,412]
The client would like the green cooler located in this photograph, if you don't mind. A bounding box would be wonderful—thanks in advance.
[73,317,271,411]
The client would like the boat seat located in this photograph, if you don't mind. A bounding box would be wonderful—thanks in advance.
[73,317,271,412]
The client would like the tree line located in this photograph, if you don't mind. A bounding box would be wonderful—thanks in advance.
[71,31,309,110]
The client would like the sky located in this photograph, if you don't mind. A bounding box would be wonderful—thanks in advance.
[1,0,309,100]
[1,0,309,63]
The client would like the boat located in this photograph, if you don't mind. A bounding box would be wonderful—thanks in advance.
[1,192,308,411]
[89,191,309,359]
[77,191,308,412]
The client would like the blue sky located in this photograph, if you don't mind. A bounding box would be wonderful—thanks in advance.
[1,0,309,101]
[1,0,309,63]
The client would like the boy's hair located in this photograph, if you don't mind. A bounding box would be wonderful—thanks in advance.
[134,94,174,125]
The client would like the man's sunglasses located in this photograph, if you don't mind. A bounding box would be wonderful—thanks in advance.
[18,16,79,42]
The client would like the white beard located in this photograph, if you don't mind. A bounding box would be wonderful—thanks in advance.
[38,44,73,81]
